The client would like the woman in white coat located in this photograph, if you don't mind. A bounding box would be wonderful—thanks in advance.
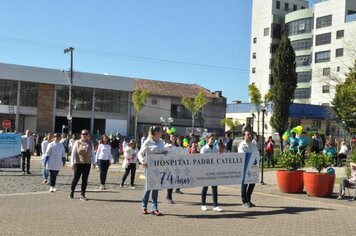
[44,133,66,192]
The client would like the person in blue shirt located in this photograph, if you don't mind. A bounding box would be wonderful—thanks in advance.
[288,132,299,154]
[298,131,309,166]
[323,140,337,161]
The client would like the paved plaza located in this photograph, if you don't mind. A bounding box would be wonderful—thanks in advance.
[0,156,355,236]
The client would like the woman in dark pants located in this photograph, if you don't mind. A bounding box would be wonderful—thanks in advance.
[95,135,113,190]
[121,140,138,188]
[70,129,96,201]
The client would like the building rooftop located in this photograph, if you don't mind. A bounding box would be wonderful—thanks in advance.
[134,78,225,99]
[0,62,134,91]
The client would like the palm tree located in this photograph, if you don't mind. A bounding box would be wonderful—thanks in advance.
[132,89,151,140]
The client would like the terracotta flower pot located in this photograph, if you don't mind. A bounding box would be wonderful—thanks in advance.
[303,172,335,197]
[276,170,304,193]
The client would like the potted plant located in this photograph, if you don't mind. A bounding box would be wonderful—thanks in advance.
[276,152,304,193]
[303,152,334,197]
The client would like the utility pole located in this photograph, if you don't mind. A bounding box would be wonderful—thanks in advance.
[64,47,74,135]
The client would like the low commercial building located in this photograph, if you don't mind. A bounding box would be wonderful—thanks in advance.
[0,63,134,135]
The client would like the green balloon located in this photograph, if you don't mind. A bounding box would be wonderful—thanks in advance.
[183,138,188,143]
[170,127,176,133]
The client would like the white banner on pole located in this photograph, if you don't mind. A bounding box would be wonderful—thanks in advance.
[145,152,260,190]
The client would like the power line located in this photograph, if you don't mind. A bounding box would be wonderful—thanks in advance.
[0,36,255,73]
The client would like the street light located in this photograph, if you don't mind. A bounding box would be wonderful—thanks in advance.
[64,47,74,135]
[260,103,267,185]
[160,117,173,130]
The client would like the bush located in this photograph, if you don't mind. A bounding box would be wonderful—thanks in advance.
[307,152,333,173]
[278,151,302,171]
[351,151,356,163]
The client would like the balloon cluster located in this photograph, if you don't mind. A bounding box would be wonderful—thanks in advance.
[166,127,176,135]
[282,125,303,141]
[183,138,189,148]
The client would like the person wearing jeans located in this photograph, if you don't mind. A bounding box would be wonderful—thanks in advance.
[41,132,53,184]
[96,135,113,190]
[44,133,66,192]
[238,128,259,208]
[121,140,138,188]
[70,129,96,201]
[138,126,168,216]
[200,134,223,212]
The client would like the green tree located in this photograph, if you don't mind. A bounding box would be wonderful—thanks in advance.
[181,91,208,134]
[332,60,356,134]
[220,118,239,132]
[270,30,298,152]
[132,89,151,139]
[248,84,273,134]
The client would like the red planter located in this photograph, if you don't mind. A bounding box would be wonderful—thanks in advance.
[276,170,304,193]
[303,172,335,197]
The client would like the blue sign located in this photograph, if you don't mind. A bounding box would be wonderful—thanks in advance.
[0,133,21,168]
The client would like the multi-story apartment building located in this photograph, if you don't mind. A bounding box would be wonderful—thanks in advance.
[250,0,356,105]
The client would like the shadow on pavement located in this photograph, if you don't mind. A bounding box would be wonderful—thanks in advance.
[165,206,334,219]
[87,198,142,203]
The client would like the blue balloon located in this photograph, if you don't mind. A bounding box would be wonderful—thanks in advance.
[327,167,335,175]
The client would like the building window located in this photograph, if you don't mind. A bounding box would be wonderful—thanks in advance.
[323,68,330,76]
[293,4,297,11]
[312,120,322,129]
[0,79,17,106]
[294,88,311,99]
[151,99,158,105]
[336,30,344,39]
[253,37,257,43]
[285,3,289,11]
[295,55,311,66]
[291,39,313,51]
[336,48,344,57]
[171,104,195,119]
[301,6,305,9]
[316,15,332,29]
[246,117,253,126]
[322,103,330,106]
[264,27,269,36]
[95,89,128,113]
[20,81,38,107]
[315,32,331,46]
[271,23,282,39]
[56,85,93,111]
[297,71,312,83]
[287,18,313,36]
[322,85,330,93]
[276,1,280,9]
[315,50,331,63]
[252,52,256,59]
[337,66,340,72]
[252,67,256,73]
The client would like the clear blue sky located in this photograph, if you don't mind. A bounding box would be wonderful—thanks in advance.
[0,0,315,103]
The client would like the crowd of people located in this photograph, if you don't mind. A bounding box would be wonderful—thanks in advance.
[19,126,355,215]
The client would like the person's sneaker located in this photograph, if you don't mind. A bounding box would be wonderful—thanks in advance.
[27,172,31,174]
[201,205,208,211]
[151,210,162,216]
[242,203,251,208]
[80,195,88,201]
[130,185,136,189]
[52,188,57,192]
[69,192,74,199]
[49,187,54,192]
[43,180,48,185]
[213,207,223,212]
[167,199,174,204]
[100,185,105,190]
[250,202,256,207]
[120,183,124,188]
[175,189,184,194]
[22,171,26,175]
[141,208,148,214]
[336,195,344,200]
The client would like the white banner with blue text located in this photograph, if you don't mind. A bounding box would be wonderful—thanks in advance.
[0,133,21,168]
[145,152,260,190]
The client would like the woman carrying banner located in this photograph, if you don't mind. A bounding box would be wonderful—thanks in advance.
[238,128,259,208]
[200,133,223,212]
[138,126,168,216]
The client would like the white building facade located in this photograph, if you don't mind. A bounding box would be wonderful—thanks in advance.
[250,0,356,105]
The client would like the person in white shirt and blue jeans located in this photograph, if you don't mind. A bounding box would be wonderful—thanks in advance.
[95,135,113,190]
[138,126,168,216]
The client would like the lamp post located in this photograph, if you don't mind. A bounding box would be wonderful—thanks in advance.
[64,47,74,135]
[260,104,267,185]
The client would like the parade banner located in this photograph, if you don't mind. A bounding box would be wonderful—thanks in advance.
[145,152,260,190]
[0,133,21,168]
